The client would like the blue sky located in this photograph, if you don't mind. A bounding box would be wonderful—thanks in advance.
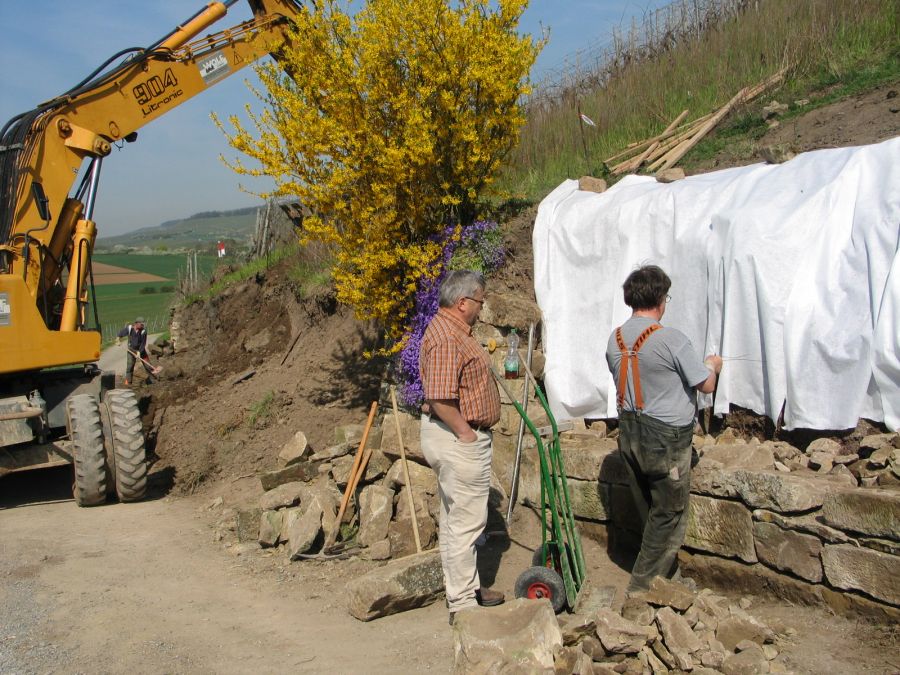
[0,0,667,237]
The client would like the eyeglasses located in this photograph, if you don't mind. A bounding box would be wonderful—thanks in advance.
[665,294,672,303]
[464,296,485,307]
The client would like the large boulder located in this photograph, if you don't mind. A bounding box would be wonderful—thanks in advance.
[702,444,775,470]
[822,543,900,605]
[729,470,826,513]
[384,458,438,495]
[258,510,283,548]
[358,484,394,547]
[452,598,561,673]
[259,460,324,491]
[594,608,658,654]
[287,502,323,558]
[567,479,611,522]
[752,521,823,583]
[390,486,438,557]
[259,481,306,511]
[656,606,701,669]
[685,495,757,562]
[276,431,310,466]
[380,410,426,465]
[820,490,900,541]
[346,550,444,621]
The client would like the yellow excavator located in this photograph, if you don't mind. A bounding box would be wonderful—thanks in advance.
[0,0,303,504]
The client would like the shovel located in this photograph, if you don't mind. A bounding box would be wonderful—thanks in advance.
[126,348,162,375]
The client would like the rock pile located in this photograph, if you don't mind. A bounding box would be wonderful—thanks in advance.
[548,577,793,675]
[693,431,900,489]
[449,578,796,674]
[221,419,450,560]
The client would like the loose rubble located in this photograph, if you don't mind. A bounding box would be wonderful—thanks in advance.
[449,576,797,674]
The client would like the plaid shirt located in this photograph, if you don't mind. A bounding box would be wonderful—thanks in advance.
[420,308,501,427]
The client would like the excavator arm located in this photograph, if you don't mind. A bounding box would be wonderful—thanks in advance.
[0,0,303,375]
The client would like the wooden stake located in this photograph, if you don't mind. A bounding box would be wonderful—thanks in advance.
[390,386,421,554]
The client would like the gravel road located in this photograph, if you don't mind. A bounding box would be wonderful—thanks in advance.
[0,468,452,674]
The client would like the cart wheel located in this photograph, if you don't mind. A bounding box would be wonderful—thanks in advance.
[514,566,567,613]
[531,542,573,569]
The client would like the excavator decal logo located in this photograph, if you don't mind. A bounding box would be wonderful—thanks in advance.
[133,68,183,116]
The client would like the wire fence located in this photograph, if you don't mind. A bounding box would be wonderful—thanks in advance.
[100,314,168,344]
[527,0,759,109]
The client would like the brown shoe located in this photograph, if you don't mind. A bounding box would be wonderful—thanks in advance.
[475,588,505,607]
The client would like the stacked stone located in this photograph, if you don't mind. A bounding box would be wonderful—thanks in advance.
[497,426,900,617]
[220,421,446,560]
[224,412,510,560]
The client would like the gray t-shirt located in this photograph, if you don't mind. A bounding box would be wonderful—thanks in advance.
[605,316,711,426]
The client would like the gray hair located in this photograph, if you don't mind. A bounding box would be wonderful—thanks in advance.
[438,270,485,308]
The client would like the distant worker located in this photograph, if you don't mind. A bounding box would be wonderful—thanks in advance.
[605,265,722,594]
[117,317,156,386]
[217,240,226,258]
[419,270,505,626]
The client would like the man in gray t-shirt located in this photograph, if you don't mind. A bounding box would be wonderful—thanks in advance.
[605,265,722,594]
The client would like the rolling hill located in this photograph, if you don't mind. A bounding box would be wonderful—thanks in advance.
[95,205,260,252]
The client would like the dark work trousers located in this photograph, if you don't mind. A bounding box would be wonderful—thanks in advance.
[125,351,155,383]
[617,411,694,593]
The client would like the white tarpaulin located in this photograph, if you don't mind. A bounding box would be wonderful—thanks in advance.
[533,137,900,431]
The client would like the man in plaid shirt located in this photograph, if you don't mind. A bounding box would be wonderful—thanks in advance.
[419,270,505,625]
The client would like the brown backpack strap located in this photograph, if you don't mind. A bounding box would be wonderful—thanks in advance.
[615,324,662,412]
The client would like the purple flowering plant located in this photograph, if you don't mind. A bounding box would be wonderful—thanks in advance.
[396,220,505,408]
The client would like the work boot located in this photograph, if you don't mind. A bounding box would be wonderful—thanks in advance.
[475,588,505,607]
[448,612,456,626]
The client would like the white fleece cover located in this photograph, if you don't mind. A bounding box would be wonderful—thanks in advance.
[533,137,900,431]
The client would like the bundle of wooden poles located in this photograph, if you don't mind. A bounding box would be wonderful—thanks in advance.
[604,66,788,176]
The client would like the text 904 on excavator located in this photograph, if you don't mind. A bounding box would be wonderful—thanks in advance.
[0,0,302,505]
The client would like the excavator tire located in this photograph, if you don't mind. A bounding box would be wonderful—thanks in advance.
[66,394,107,506]
[104,389,148,502]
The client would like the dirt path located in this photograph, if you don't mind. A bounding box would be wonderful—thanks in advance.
[2,468,897,673]
[0,468,452,674]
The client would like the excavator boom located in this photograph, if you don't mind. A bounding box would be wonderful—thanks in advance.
[0,0,303,374]
[0,1,304,497]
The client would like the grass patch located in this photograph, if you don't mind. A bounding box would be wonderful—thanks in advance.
[94,253,218,279]
[501,0,899,199]
[93,282,174,343]
[288,260,331,299]
[247,390,276,428]
[183,243,300,305]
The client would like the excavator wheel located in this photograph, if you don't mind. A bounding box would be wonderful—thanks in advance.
[104,389,148,502]
[66,394,108,506]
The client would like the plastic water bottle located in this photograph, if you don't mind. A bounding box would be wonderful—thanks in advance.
[504,329,520,379]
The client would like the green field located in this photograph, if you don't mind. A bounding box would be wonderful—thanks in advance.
[94,253,219,279]
[92,254,220,343]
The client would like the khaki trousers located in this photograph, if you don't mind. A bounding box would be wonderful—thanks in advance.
[420,414,492,612]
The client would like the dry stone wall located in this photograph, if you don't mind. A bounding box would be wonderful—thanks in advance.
[492,420,900,618]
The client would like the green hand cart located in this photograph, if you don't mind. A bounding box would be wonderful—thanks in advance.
[492,361,586,613]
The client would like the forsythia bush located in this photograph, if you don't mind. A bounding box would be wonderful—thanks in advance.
[215,0,540,341]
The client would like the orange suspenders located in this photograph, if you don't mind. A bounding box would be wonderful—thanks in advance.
[615,324,662,412]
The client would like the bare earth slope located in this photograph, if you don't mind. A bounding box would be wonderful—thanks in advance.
[1,83,898,674]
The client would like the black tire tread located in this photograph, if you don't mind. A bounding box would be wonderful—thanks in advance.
[105,389,148,502]
[67,394,107,506]
[514,565,567,614]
